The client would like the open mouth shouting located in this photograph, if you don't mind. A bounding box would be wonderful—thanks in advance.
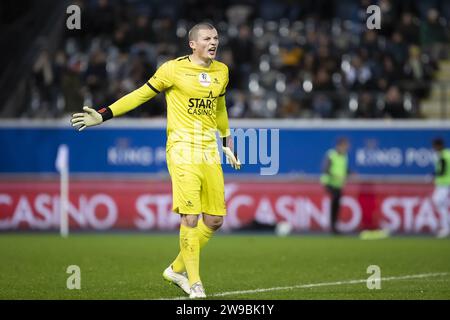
[208,47,217,56]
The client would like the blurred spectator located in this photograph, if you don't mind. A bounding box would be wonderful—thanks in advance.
[229,24,254,90]
[88,0,117,37]
[397,12,420,45]
[130,15,154,44]
[383,85,407,118]
[386,32,408,65]
[312,94,333,118]
[343,55,372,91]
[360,30,381,60]
[378,0,398,38]
[84,49,108,107]
[228,90,250,118]
[420,8,448,59]
[112,25,132,53]
[403,46,433,98]
[279,96,301,118]
[376,55,400,91]
[248,92,264,117]
[354,92,378,118]
[12,0,450,119]
[31,49,55,117]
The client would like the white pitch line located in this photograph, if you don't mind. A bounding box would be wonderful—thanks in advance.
[160,272,449,300]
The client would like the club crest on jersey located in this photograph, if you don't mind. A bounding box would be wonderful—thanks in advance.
[199,72,211,87]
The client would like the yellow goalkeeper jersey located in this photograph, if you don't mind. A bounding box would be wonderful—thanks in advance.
[107,55,230,152]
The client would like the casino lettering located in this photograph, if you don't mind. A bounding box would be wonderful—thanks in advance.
[187,95,217,116]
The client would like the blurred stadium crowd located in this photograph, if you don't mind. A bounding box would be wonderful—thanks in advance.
[1,0,450,119]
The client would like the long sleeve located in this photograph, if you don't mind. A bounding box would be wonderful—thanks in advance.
[109,61,174,117]
[216,94,230,137]
[109,83,158,116]
[216,67,230,137]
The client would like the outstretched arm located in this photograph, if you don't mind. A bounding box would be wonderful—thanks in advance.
[71,84,158,131]
[71,61,173,131]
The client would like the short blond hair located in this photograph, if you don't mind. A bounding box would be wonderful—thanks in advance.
[188,22,216,41]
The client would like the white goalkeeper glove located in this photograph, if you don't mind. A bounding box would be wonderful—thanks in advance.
[71,106,103,131]
[222,137,241,170]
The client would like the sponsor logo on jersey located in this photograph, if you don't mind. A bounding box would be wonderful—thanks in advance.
[199,72,211,87]
[187,91,217,116]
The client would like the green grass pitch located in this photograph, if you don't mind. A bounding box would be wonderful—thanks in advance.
[0,233,449,299]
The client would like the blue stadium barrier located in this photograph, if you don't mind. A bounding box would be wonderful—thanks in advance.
[1,119,449,177]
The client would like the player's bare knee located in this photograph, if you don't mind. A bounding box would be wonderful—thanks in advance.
[181,214,199,228]
[203,215,223,230]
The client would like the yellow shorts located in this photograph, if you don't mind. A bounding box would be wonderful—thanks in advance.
[167,146,226,216]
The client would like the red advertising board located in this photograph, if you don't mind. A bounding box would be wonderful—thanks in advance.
[0,180,444,233]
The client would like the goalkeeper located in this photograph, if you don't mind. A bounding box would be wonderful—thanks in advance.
[71,22,240,299]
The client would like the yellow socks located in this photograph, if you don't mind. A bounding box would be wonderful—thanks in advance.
[179,224,200,286]
[197,218,215,247]
[171,219,215,285]
[171,251,186,274]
